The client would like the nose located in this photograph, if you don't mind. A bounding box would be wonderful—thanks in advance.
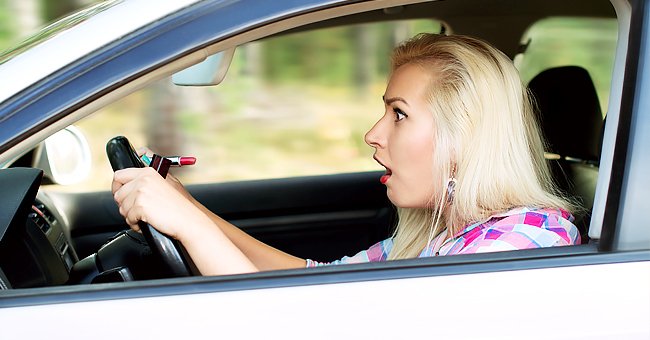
[365,116,387,149]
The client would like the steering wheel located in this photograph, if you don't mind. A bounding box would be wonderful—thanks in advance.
[106,136,196,277]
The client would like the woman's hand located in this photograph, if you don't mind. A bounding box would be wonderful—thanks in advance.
[112,167,260,275]
[136,147,195,202]
[112,147,263,275]
[111,167,204,241]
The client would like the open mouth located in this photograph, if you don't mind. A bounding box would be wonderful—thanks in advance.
[374,156,392,184]
[380,169,392,184]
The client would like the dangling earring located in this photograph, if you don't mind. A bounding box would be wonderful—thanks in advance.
[446,164,457,204]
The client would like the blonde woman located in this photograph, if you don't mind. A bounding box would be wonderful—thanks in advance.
[112,33,580,275]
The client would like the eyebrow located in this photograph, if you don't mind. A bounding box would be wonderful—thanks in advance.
[382,95,410,106]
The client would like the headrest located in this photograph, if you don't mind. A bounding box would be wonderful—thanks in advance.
[528,66,604,162]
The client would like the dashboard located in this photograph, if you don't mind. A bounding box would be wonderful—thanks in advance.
[0,167,173,289]
[0,168,76,289]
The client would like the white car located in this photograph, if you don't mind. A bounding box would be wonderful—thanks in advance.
[0,0,648,338]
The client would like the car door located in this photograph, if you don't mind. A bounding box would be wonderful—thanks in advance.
[53,171,394,263]
[1,1,649,339]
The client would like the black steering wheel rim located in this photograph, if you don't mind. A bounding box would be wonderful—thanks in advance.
[106,136,195,277]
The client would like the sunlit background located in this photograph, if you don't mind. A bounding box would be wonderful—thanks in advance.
[0,0,617,192]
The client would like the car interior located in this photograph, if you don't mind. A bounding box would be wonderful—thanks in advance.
[0,0,618,290]
[529,65,604,244]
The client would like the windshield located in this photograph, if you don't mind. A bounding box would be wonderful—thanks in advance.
[0,0,120,66]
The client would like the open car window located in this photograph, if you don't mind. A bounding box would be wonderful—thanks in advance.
[515,17,618,113]
[24,4,615,273]
[52,19,443,192]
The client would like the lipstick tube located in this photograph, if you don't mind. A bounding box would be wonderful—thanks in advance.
[141,155,196,167]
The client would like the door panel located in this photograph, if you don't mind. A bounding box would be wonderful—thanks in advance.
[47,171,394,262]
[4,260,648,339]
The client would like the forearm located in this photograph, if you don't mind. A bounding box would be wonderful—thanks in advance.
[190,197,307,271]
[179,211,259,276]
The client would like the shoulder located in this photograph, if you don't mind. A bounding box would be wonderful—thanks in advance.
[454,206,580,254]
[491,206,579,245]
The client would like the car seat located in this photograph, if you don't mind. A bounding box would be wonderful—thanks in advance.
[528,66,604,244]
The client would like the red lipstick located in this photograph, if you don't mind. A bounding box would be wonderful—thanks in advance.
[166,156,197,166]
[373,156,391,184]
[140,154,196,167]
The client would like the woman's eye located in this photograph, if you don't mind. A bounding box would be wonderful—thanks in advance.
[394,108,407,122]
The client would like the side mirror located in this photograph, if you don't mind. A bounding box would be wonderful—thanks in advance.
[172,48,236,86]
[34,126,91,185]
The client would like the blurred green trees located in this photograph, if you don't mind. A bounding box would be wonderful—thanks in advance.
[0,1,619,189]
[41,0,78,22]
[0,1,15,49]
[261,20,442,89]
[0,0,80,52]
[516,17,618,112]
[0,1,616,111]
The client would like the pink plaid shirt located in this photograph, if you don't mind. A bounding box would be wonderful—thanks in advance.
[306,206,580,267]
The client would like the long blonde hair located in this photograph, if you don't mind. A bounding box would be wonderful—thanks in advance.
[388,34,573,260]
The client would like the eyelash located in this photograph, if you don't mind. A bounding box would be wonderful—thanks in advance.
[393,108,408,122]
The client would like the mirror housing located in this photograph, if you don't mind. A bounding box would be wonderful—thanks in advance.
[172,48,236,86]
[33,126,91,185]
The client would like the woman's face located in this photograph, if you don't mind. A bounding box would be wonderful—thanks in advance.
[365,63,439,208]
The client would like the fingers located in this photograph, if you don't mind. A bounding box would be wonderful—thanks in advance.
[112,167,162,225]
[124,202,145,227]
[115,183,140,225]
[112,167,148,195]
[116,182,151,233]
[113,168,161,203]
[130,223,141,233]
[112,166,189,238]
[114,174,140,227]
[110,152,196,239]
[113,167,157,186]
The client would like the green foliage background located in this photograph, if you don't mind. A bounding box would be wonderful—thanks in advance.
[0,0,15,50]
[0,2,618,189]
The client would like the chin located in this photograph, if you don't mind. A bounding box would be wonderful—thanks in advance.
[385,189,402,207]
[387,188,435,209]
[387,193,425,209]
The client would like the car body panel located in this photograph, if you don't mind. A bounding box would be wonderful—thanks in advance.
[0,0,648,338]
[1,260,648,339]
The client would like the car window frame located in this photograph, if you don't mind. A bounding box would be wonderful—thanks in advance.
[1,244,649,307]
[601,0,650,252]
[0,0,647,307]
